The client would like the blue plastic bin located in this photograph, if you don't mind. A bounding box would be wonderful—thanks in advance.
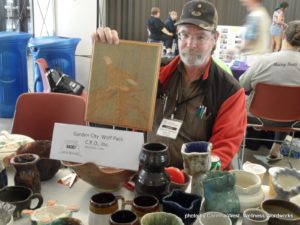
[0,32,31,118]
[28,36,80,92]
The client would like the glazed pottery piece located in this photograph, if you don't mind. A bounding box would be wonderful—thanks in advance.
[0,201,15,225]
[242,161,266,182]
[10,153,41,193]
[135,143,170,200]
[16,140,61,181]
[242,208,269,225]
[199,211,232,225]
[181,141,212,196]
[290,194,300,208]
[162,189,202,225]
[61,161,136,191]
[268,167,283,197]
[51,217,84,225]
[123,195,160,218]
[0,185,43,219]
[272,168,300,200]
[109,210,139,225]
[89,192,124,225]
[141,212,184,225]
[230,170,264,212]
[261,199,300,225]
[203,171,240,223]
[22,201,79,225]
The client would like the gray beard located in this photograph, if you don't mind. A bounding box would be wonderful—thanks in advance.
[179,49,209,66]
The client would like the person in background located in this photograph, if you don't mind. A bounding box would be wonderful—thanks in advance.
[164,11,178,37]
[92,0,247,170]
[164,10,178,56]
[147,7,174,56]
[239,20,300,161]
[239,0,271,64]
[270,1,289,52]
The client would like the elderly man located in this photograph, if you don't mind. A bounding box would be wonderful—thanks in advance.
[92,0,247,170]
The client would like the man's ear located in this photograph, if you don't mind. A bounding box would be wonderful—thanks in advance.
[214,31,220,43]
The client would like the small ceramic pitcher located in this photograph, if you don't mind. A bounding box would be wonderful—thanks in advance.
[181,141,212,196]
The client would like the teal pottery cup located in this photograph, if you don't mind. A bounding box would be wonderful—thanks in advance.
[162,189,202,225]
[203,171,240,222]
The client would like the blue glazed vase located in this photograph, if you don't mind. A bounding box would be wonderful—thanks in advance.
[162,189,202,225]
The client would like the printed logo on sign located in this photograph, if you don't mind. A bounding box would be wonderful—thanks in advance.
[60,140,81,157]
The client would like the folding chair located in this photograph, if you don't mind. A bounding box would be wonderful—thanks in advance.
[12,92,86,140]
[239,83,300,168]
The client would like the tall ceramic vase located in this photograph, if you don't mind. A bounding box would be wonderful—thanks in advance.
[10,153,41,193]
[135,142,170,200]
[181,141,212,196]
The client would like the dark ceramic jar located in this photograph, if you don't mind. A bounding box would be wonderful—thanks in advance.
[135,142,170,200]
[10,153,41,193]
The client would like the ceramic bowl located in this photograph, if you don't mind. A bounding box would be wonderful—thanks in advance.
[141,212,184,225]
[4,140,61,181]
[62,161,136,191]
[169,171,190,192]
[272,168,300,199]
[261,199,300,225]
[51,217,84,225]
[25,204,73,224]
[242,161,266,182]
[230,170,264,212]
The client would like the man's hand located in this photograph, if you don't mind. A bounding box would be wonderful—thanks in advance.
[91,27,120,44]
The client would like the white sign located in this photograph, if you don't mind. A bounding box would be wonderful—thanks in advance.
[50,123,144,171]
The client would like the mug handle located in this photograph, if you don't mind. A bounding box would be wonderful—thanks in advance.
[115,195,126,209]
[28,193,44,210]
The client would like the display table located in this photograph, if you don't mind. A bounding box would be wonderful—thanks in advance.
[8,167,134,225]
[7,167,272,225]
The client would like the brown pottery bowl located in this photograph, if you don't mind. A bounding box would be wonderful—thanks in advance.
[261,199,300,225]
[4,140,61,181]
[62,161,136,191]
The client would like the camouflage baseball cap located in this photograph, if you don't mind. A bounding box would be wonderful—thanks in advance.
[175,0,218,31]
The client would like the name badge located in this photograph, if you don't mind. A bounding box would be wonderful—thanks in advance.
[156,118,183,139]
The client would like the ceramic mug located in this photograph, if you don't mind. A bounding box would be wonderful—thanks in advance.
[242,208,269,225]
[109,209,139,225]
[89,192,125,225]
[141,212,184,225]
[0,185,43,219]
[199,211,232,225]
[123,195,160,218]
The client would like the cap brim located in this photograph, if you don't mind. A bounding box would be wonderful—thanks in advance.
[175,18,215,31]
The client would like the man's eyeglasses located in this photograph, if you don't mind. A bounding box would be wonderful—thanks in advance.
[177,31,212,44]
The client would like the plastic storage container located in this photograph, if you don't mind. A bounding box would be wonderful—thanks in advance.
[28,36,80,92]
[0,32,32,118]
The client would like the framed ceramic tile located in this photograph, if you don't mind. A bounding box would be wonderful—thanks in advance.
[86,40,162,131]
